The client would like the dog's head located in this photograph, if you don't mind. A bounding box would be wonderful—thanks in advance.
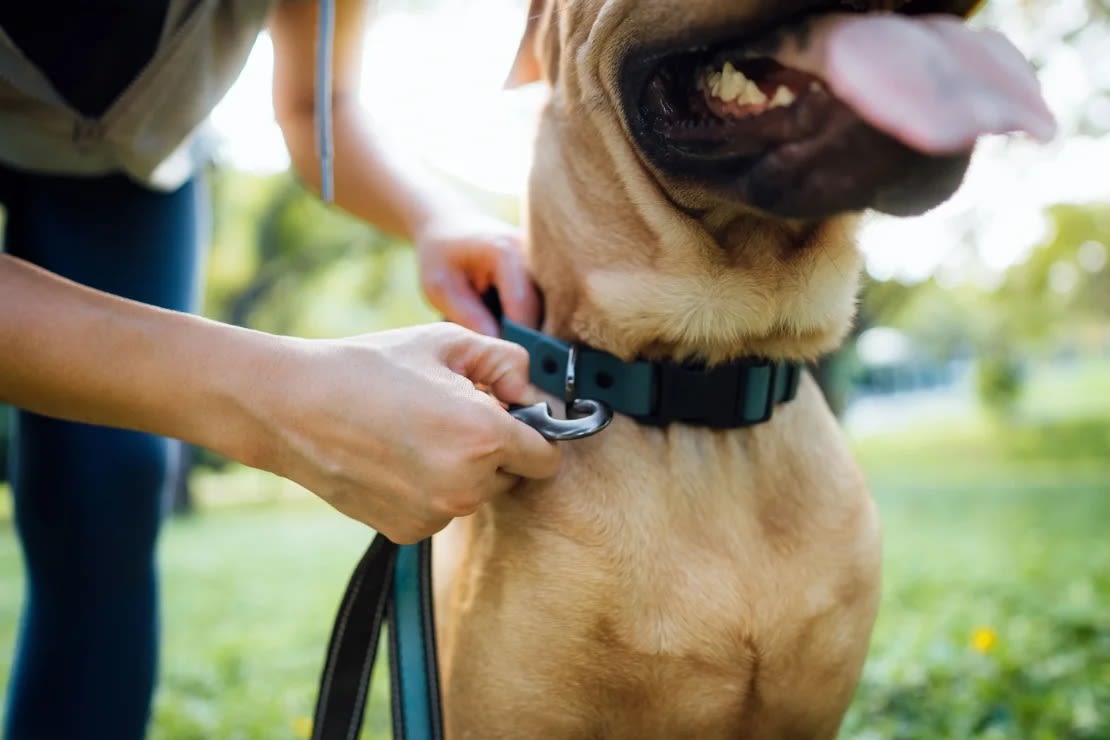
[509,0,1053,363]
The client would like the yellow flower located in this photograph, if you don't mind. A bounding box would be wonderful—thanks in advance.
[971,626,998,654]
[291,716,313,739]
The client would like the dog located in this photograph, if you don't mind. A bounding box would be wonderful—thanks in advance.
[432,1,1053,737]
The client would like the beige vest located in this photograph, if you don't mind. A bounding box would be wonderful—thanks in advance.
[0,0,278,190]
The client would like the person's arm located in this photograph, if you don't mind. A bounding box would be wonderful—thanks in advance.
[268,0,539,337]
[0,254,559,542]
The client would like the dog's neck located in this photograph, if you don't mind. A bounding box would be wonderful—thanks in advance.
[525,193,863,367]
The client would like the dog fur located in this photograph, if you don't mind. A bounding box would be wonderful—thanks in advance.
[430,2,981,737]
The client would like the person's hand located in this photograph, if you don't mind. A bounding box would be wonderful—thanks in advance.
[228,323,560,543]
[414,209,542,336]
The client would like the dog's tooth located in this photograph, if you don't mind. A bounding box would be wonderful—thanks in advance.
[769,86,796,108]
[715,62,749,102]
[740,81,768,106]
[705,70,723,98]
[727,63,748,99]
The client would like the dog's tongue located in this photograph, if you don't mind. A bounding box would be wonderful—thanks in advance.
[774,13,1056,154]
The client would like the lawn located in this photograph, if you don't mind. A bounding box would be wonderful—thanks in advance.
[0,360,1107,739]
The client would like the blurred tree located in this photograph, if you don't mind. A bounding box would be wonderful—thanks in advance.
[203,167,438,338]
[976,350,1025,416]
[992,203,1110,341]
[850,200,1109,415]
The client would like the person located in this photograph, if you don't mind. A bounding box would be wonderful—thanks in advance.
[0,1,559,738]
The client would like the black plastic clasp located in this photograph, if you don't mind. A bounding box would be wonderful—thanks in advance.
[649,362,740,428]
[641,359,780,428]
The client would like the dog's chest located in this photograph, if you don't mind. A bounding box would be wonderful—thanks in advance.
[441,393,880,739]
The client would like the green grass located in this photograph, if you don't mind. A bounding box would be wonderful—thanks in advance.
[0,359,1107,738]
[843,483,1109,739]
[148,501,394,740]
[842,359,1110,739]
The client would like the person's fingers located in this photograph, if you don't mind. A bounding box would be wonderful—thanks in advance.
[492,244,541,330]
[441,330,539,406]
[496,409,562,480]
[423,268,499,337]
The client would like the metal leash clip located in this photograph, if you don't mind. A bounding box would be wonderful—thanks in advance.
[509,344,614,442]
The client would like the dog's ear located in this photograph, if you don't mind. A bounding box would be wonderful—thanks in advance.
[505,0,556,89]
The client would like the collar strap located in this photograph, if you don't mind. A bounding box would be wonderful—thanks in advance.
[502,319,801,429]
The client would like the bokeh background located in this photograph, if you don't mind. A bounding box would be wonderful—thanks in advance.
[1,0,1107,737]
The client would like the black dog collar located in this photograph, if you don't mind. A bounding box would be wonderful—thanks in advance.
[502,318,801,429]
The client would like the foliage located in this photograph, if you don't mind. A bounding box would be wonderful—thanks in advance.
[841,364,1110,739]
[850,360,1110,738]
[993,203,1110,341]
[854,357,1110,479]
[857,276,982,360]
[854,200,1110,409]
[202,166,438,339]
[975,352,1025,415]
[842,482,1110,740]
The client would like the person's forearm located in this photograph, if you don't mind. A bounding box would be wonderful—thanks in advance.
[0,254,561,537]
[0,254,267,459]
[279,98,468,243]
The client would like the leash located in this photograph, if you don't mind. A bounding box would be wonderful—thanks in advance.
[310,537,443,740]
[309,310,802,739]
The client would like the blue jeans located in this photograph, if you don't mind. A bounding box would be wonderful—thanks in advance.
[0,166,205,740]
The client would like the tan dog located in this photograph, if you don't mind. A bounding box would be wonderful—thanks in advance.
[433,1,1052,737]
